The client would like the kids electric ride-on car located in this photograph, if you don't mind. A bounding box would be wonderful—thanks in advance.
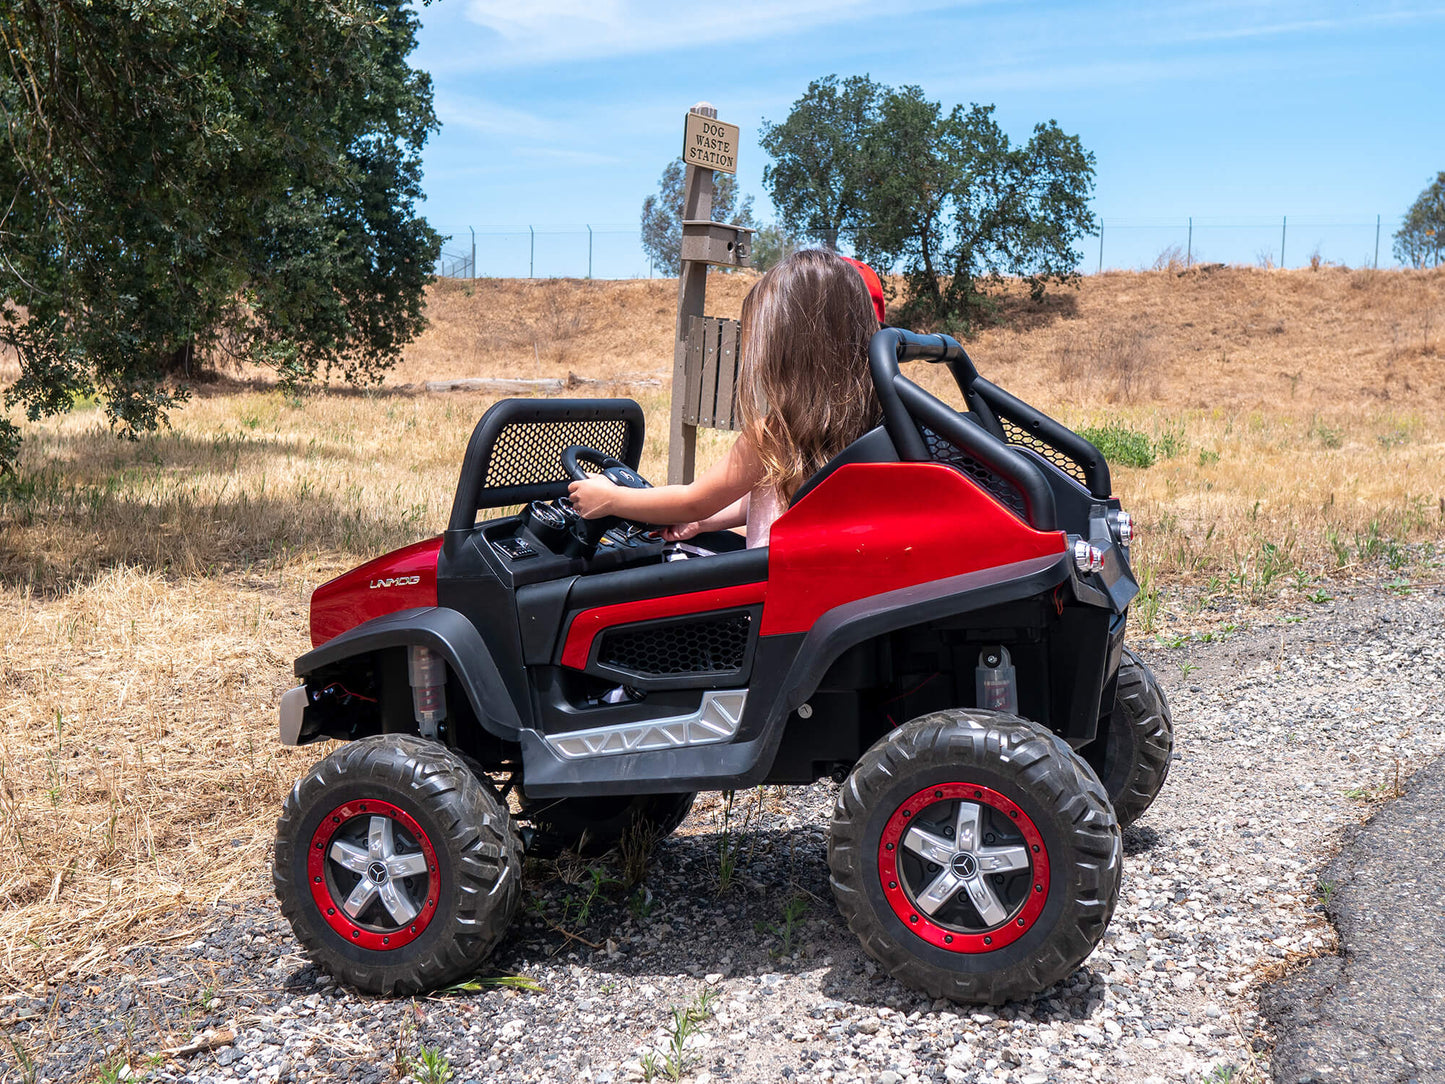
[272,327,1173,1003]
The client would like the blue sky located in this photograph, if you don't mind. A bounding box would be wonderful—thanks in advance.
[411,1,1445,276]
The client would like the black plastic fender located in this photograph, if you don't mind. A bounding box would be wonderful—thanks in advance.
[295,607,523,741]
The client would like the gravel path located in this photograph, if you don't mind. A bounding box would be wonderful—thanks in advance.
[7,575,1444,1084]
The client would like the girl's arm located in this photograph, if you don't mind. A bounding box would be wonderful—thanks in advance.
[567,437,761,525]
[663,494,749,541]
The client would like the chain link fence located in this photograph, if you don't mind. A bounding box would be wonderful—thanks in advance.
[434,225,651,281]
[433,216,1412,281]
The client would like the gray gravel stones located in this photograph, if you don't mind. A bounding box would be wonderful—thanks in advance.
[10,576,1444,1084]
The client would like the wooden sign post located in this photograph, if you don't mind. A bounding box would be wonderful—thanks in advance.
[668,103,754,484]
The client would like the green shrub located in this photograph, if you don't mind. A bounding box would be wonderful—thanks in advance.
[1081,424,1156,469]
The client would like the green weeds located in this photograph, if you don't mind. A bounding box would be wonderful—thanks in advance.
[714,790,761,893]
[408,1042,454,1084]
[756,894,811,959]
[7,1039,36,1084]
[642,988,718,1082]
[1133,565,1161,635]
[1080,424,1156,469]
[440,974,545,995]
[1307,416,1343,449]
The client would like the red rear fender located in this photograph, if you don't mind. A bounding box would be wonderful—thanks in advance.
[761,462,1067,637]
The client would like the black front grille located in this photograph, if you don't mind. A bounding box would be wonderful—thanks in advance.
[997,417,1090,486]
[921,425,1028,518]
[597,611,752,677]
[483,418,630,490]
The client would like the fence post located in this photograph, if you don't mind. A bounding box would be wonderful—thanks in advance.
[669,103,718,484]
[469,226,475,279]
[529,225,535,278]
[1187,217,1192,268]
[1375,214,1381,269]
[1097,220,1103,273]
[1280,216,1286,269]
[587,224,593,279]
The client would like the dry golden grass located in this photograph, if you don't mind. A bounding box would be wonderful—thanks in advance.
[0,266,1442,989]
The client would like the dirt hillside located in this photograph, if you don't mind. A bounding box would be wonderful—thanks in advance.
[397,265,1445,415]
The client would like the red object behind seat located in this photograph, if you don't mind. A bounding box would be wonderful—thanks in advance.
[760,462,1066,637]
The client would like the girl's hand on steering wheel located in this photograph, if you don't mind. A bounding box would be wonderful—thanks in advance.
[566,476,618,519]
[663,521,702,541]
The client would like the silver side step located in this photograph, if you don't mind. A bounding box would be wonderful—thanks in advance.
[544,690,748,760]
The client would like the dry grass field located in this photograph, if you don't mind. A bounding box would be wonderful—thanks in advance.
[1,265,1442,993]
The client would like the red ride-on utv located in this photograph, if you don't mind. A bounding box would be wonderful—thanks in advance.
[272,328,1173,1003]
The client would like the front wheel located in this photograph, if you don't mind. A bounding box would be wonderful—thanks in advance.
[828,710,1121,1004]
[274,735,522,995]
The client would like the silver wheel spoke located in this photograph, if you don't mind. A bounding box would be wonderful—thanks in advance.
[902,825,956,866]
[342,878,378,919]
[913,868,963,916]
[330,840,371,875]
[975,845,1031,874]
[953,801,982,852]
[387,852,428,879]
[961,873,1009,926]
[378,880,419,925]
[368,815,396,860]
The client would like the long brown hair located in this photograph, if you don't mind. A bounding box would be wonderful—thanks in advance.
[737,249,881,501]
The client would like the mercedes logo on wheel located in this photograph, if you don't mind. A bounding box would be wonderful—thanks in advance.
[950,852,978,878]
[367,861,388,884]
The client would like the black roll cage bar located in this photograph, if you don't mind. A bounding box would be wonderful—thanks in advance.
[867,328,1112,532]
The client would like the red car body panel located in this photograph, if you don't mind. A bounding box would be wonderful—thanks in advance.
[310,537,442,648]
[560,582,768,670]
[760,462,1067,637]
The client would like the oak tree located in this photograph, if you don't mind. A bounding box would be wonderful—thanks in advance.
[0,0,442,469]
[1394,172,1445,269]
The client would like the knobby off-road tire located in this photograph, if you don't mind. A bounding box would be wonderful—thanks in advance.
[274,735,522,995]
[829,710,1122,1005]
[1084,646,1174,828]
[520,792,697,858]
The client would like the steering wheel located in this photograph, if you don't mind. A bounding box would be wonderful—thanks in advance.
[559,445,653,551]
[561,445,652,490]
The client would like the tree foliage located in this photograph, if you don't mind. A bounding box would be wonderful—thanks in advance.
[760,76,1097,328]
[639,160,755,276]
[759,75,880,250]
[1394,172,1444,269]
[750,223,801,273]
[0,0,442,468]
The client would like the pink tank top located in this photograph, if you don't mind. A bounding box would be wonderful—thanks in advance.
[746,485,783,549]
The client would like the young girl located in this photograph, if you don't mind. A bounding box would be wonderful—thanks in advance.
[567,249,881,548]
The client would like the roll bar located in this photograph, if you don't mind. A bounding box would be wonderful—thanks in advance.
[868,328,1060,530]
[447,398,645,536]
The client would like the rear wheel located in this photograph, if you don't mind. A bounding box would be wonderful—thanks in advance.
[274,735,522,995]
[828,709,1121,1004]
[520,792,696,858]
[1084,646,1173,827]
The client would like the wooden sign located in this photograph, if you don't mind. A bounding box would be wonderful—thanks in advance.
[682,113,739,174]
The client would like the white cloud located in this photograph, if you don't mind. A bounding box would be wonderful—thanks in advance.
[433,92,560,138]
[460,0,958,67]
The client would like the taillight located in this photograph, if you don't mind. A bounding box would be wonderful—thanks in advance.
[1114,510,1135,544]
[1073,540,1105,573]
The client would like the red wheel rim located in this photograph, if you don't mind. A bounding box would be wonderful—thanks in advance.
[877,783,1050,953]
[308,799,440,951]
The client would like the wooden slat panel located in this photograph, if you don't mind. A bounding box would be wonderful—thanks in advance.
[683,315,705,426]
[713,318,740,431]
[699,318,720,427]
